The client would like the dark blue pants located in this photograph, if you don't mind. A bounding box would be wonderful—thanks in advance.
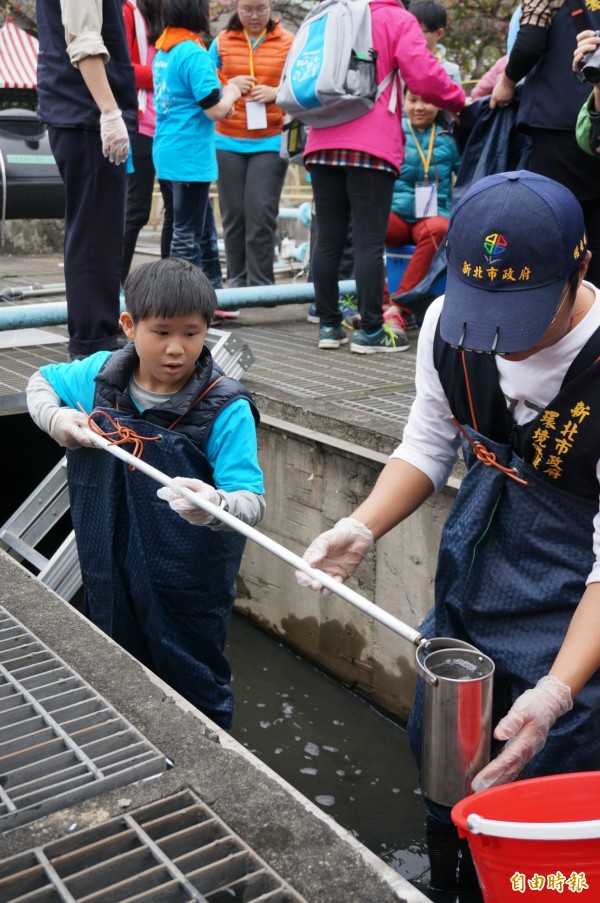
[170,180,210,267]
[48,126,126,358]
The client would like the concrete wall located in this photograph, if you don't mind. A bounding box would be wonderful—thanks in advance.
[236,415,457,723]
[1,218,64,253]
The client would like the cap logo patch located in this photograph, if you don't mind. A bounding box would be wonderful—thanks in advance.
[483,232,507,261]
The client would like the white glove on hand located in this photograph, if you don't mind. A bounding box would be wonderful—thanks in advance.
[100,109,129,164]
[295,517,374,592]
[49,409,97,449]
[157,477,222,526]
[471,675,573,792]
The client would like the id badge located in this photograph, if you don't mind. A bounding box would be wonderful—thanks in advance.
[246,100,267,130]
[415,181,438,218]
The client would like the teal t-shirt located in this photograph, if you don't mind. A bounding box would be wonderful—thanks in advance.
[153,40,221,181]
[40,352,264,494]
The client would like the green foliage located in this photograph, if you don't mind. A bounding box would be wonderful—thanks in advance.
[444,0,518,83]
[0,1,37,37]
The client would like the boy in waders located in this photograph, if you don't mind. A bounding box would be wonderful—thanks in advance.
[296,171,600,893]
[27,257,265,730]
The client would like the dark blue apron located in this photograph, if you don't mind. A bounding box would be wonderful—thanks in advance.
[408,426,600,796]
[68,413,246,729]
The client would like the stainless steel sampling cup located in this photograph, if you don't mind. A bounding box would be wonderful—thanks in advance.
[416,637,495,807]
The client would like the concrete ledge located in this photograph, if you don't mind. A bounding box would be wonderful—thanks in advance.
[0,550,432,903]
[1,219,64,254]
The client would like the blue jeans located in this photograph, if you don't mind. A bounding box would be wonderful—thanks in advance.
[171,181,210,267]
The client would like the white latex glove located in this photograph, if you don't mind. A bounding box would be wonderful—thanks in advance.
[100,109,130,164]
[157,477,222,526]
[49,409,98,449]
[295,517,374,592]
[471,675,573,792]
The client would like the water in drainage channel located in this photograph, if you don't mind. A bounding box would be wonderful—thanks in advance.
[226,611,482,903]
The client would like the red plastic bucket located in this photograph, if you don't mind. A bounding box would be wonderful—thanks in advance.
[451,772,600,901]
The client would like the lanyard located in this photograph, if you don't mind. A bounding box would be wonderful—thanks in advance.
[407,121,436,180]
[243,28,267,80]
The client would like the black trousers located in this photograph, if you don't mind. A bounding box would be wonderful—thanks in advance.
[122,130,173,282]
[530,128,600,288]
[309,164,395,332]
[49,126,126,357]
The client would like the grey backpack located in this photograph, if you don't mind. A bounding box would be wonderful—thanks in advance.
[275,0,398,128]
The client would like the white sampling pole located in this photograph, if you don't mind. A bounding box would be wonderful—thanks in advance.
[81,426,424,648]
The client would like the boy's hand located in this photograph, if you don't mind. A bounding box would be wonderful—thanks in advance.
[49,409,98,449]
[157,477,222,525]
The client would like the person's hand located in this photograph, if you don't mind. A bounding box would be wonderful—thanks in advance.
[49,409,97,449]
[250,83,277,104]
[471,675,573,792]
[157,477,222,525]
[573,29,600,73]
[489,73,516,110]
[222,83,242,118]
[295,517,374,592]
[230,74,255,95]
[100,109,130,164]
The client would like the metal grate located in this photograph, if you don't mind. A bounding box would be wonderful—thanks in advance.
[0,328,252,413]
[0,788,309,902]
[241,328,417,402]
[0,343,66,407]
[0,606,167,831]
[206,328,254,382]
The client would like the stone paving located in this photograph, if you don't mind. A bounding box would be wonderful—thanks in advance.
[0,249,420,453]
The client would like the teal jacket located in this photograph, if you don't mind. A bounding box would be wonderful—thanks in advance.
[391,117,461,222]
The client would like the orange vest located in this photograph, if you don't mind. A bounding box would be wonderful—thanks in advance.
[215,21,293,139]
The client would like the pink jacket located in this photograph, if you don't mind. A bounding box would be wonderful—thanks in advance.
[305,0,465,171]
[470,55,508,102]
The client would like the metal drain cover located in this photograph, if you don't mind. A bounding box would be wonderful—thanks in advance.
[0,788,309,902]
[0,606,167,832]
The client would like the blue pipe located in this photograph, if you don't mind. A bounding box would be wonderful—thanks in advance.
[278,202,312,228]
[0,280,357,331]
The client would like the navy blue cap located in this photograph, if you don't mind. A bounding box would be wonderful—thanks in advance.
[440,171,588,354]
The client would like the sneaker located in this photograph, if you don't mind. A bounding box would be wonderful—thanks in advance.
[383,305,408,335]
[338,293,361,329]
[351,324,409,353]
[307,302,319,324]
[389,298,419,330]
[319,324,349,349]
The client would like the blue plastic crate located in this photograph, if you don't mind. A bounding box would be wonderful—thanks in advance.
[386,244,446,297]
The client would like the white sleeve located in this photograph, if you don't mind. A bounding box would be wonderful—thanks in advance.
[26,371,64,434]
[61,0,109,65]
[389,297,462,493]
[586,475,600,585]
[209,491,266,531]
